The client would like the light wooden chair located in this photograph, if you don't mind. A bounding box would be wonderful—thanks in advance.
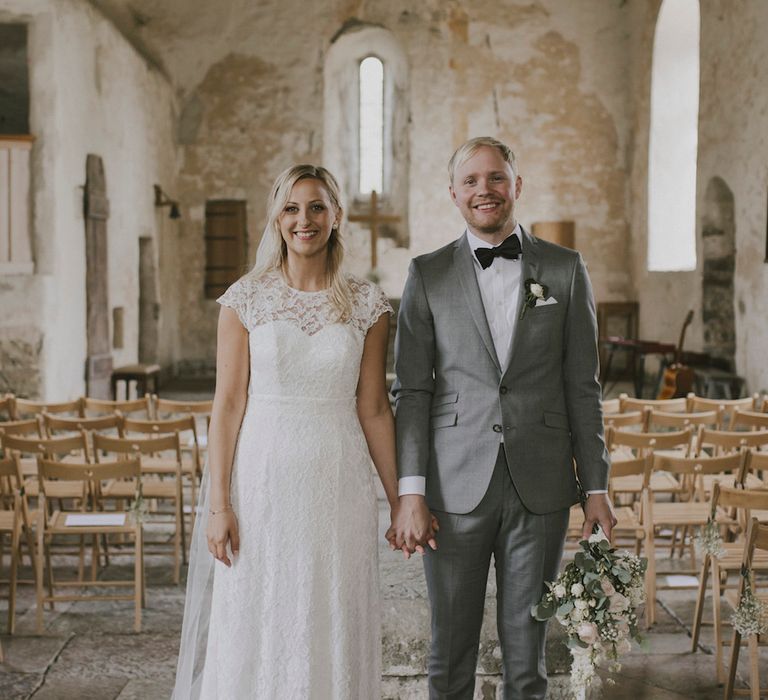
[642,449,746,626]
[724,518,768,699]
[607,426,693,500]
[13,398,84,420]
[34,456,144,633]
[601,397,621,415]
[695,426,768,457]
[0,455,25,634]
[152,395,212,462]
[729,409,768,432]
[691,480,768,683]
[122,416,201,536]
[619,394,688,414]
[686,393,760,429]
[93,433,185,583]
[84,395,153,419]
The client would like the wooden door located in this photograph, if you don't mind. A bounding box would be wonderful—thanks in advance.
[204,200,247,299]
[83,154,113,398]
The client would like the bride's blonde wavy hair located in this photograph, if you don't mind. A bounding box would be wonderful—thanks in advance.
[252,164,352,321]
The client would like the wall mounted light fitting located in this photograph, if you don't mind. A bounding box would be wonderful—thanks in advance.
[153,184,181,219]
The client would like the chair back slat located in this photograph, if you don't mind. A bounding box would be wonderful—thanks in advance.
[84,395,152,418]
[619,394,687,413]
[608,454,649,479]
[0,417,43,438]
[0,394,15,420]
[609,426,693,452]
[652,449,746,477]
[14,397,84,419]
[729,409,768,431]
[43,412,123,436]
[93,432,180,456]
[648,409,719,431]
[123,415,196,436]
[712,482,768,512]
[604,411,645,429]
[601,398,620,415]
[153,396,213,416]
[696,426,768,454]
[1,431,89,458]
[37,455,140,482]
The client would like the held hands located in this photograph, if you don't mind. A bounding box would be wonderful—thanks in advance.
[207,510,240,567]
[387,495,439,560]
[581,493,617,542]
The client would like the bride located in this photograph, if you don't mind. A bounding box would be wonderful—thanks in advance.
[172,164,400,698]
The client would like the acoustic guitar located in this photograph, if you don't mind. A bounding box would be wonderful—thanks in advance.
[657,310,696,399]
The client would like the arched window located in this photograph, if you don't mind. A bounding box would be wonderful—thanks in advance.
[647,0,700,271]
[358,56,384,195]
[324,25,409,250]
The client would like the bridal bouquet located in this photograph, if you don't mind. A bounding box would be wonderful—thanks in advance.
[532,532,647,698]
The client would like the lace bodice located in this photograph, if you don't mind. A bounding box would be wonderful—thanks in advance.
[217,270,392,400]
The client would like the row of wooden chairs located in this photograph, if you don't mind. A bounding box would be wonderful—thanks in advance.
[602,392,766,416]
[0,393,212,424]
[0,425,193,633]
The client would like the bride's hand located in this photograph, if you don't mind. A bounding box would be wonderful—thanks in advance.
[207,511,240,567]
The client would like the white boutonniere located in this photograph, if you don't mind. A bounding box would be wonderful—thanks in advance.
[520,278,549,319]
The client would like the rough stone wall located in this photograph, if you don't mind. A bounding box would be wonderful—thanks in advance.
[156,0,634,366]
[0,0,177,399]
[628,0,768,394]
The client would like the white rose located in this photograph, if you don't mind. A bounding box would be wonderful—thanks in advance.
[574,598,589,610]
[608,593,630,613]
[554,584,567,599]
[530,283,544,298]
[571,583,584,597]
[576,622,599,645]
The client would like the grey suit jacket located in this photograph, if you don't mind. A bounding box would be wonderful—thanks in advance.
[392,227,610,515]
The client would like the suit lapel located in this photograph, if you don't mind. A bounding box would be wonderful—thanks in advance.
[454,235,502,372]
[503,226,540,373]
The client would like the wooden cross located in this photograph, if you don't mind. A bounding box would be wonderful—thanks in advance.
[348,190,400,269]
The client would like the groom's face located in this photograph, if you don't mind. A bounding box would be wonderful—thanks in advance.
[450,146,522,241]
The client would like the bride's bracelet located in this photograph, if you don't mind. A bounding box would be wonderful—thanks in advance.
[209,505,234,516]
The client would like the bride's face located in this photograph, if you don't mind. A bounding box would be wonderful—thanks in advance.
[278,179,339,261]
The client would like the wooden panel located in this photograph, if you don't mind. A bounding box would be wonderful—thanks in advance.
[0,148,9,263]
[531,220,575,249]
[204,200,247,299]
[9,144,32,263]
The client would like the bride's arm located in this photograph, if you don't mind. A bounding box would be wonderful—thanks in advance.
[356,314,399,513]
[207,306,249,567]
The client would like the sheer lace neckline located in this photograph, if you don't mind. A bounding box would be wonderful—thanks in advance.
[277,271,330,295]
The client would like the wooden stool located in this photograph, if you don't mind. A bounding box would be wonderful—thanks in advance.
[111,364,161,400]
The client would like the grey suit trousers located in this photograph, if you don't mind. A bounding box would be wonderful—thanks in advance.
[423,446,569,700]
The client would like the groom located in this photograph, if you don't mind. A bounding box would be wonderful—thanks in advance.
[391,136,615,699]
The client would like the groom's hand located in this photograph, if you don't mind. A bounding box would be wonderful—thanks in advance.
[392,494,439,559]
[582,493,617,541]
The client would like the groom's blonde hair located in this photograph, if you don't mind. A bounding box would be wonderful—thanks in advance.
[448,136,518,184]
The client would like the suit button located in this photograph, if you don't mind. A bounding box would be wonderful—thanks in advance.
[500,386,508,395]
[493,424,502,433]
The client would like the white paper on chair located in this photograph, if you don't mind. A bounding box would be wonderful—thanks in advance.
[665,575,699,588]
[65,513,126,527]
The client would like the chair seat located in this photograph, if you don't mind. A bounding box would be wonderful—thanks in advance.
[651,502,733,526]
[612,471,680,494]
[47,509,138,534]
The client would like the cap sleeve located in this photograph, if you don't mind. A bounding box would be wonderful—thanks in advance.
[366,283,394,331]
[217,277,251,329]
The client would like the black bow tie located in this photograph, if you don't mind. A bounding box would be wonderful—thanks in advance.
[474,235,522,269]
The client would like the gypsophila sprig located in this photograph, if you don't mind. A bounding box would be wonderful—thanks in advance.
[694,517,725,559]
[532,530,647,698]
[732,565,768,637]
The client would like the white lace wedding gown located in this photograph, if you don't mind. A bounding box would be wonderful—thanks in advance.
[196,270,391,699]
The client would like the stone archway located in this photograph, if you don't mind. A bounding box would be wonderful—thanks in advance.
[701,176,735,367]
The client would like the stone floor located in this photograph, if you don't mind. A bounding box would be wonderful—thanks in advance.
[0,379,764,698]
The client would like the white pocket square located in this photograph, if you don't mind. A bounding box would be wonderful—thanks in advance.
[535,296,558,307]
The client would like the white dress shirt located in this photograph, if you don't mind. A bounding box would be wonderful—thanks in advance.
[398,226,605,497]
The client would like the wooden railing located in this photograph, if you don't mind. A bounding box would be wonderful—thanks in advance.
[0,134,34,274]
